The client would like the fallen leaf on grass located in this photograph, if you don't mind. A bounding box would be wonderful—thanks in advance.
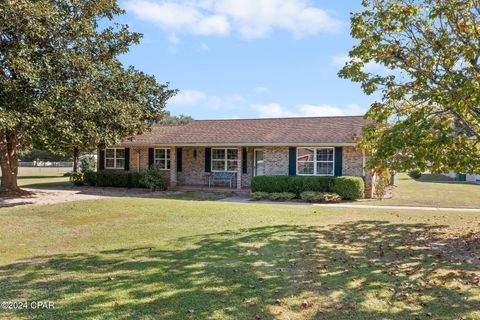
[301,300,312,309]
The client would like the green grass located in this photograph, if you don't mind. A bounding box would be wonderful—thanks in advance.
[0,198,479,319]
[362,173,480,208]
[160,191,233,201]
[15,167,71,189]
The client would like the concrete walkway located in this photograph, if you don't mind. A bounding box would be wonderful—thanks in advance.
[312,203,480,212]
[221,196,480,212]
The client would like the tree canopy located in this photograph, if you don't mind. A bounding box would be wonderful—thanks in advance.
[0,0,176,191]
[339,0,480,174]
[159,112,194,125]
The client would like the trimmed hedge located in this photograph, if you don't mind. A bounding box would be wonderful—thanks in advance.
[84,170,166,190]
[331,177,364,200]
[251,176,335,195]
[96,171,129,187]
[251,176,364,200]
[130,172,143,188]
[83,170,97,186]
[408,169,422,180]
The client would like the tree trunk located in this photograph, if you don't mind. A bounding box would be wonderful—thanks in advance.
[0,130,20,192]
[72,147,80,172]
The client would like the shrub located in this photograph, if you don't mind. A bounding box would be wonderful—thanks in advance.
[408,169,422,180]
[300,191,325,203]
[300,191,342,203]
[138,166,167,191]
[130,172,143,188]
[323,193,342,203]
[96,171,129,187]
[267,192,296,201]
[252,176,364,200]
[63,171,74,177]
[80,155,96,173]
[250,192,270,200]
[251,176,335,194]
[331,177,364,200]
[69,172,84,186]
[83,170,97,186]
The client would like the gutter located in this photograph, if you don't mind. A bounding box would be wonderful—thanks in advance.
[112,142,358,148]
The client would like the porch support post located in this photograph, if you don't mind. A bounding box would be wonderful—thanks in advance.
[236,146,242,190]
[170,148,177,189]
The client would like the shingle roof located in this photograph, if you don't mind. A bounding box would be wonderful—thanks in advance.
[120,116,366,146]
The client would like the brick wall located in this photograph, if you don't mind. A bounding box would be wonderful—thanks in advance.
[129,146,149,171]
[102,145,373,196]
[128,146,170,185]
[177,147,253,188]
[342,146,364,177]
[177,147,207,186]
[263,147,289,176]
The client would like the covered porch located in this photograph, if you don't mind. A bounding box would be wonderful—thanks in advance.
[169,146,258,191]
[126,145,269,191]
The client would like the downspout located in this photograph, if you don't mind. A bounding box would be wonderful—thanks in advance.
[137,150,140,172]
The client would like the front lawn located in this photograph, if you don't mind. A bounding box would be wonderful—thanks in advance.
[0,199,478,319]
[363,173,480,208]
[16,167,71,189]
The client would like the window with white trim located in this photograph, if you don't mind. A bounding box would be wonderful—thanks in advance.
[211,148,238,172]
[297,147,334,176]
[154,148,171,170]
[105,148,125,169]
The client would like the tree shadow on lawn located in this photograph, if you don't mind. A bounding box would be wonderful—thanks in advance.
[0,221,479,319]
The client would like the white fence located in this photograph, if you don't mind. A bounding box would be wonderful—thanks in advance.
[18,161,74,168]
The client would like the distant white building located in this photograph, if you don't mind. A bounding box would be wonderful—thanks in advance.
[443,172,480,183]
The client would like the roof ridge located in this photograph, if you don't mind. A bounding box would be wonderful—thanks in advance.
[188,115,366,122]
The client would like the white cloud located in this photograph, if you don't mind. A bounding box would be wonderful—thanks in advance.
[168,33,181,44]
[169,89,245,110]
[255,86,269,93]
[124,0,341,40]
[252,103,366,118]
[170,90,208,106]
[197,43,210,51]
[252,103,296,117]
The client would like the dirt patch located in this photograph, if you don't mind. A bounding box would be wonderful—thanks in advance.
[0,187,161,208]
[0,187,230,208]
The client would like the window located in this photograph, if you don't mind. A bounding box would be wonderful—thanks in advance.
[154,148,171,170]
[297,147,334,176]
[105,148,125,169]
[211,148,238,172]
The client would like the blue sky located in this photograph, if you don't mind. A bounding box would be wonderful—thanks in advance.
[118,0,378,119]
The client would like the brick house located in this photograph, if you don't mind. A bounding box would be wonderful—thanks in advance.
[97,116,375,197]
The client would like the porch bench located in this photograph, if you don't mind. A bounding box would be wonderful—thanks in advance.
[208,172,237,189]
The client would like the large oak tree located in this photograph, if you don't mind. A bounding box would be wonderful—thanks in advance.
[339,0,480,173]
[0,0,175,192]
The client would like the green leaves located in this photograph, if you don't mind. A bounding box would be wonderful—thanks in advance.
[340,0,480,174]
[0,0,175,155]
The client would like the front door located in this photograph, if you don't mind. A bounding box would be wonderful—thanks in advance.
[254,150,264,176]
